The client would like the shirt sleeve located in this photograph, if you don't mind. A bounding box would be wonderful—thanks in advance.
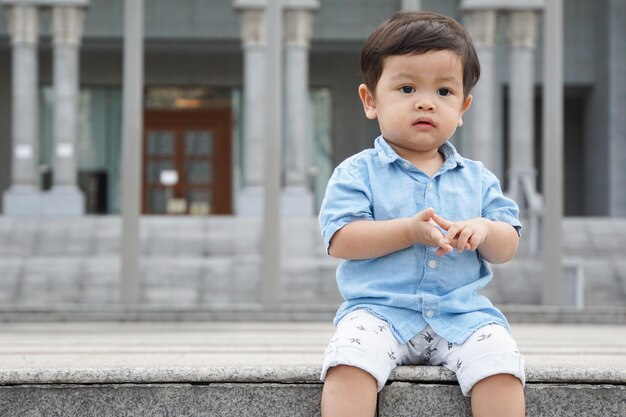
[481,165,522,236]
[318,165,374,254]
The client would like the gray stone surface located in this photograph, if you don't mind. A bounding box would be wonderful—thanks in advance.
[0,322,624,384]
[379,383,472,416]
[525,384,626,417]
[1,382,624,417]
[0,383,323,417]
[379,382,626,417]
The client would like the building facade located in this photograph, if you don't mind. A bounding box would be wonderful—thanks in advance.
[0,0,625,311]
[0,0,624,219]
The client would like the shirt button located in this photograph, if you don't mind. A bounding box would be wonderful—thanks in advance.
[428,260,437,269]
[428,183,434,189]
[425,310,434,318]
[403,162,410,169]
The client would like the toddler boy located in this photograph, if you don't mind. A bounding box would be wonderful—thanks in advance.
[319,11,525,417]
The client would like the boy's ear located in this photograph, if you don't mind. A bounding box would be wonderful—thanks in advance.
[358,84,378,120]
[457,94,473,127]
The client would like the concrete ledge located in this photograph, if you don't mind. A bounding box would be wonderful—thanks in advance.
[0,383,323,417]
[1,379,624,417]
[1,365,625,386]
[380,382,626,417]
[1,304,625,324]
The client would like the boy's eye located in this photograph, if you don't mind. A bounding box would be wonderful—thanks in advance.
[400,86,415,94]
[437,88,452,96]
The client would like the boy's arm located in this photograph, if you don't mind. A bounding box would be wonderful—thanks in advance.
[474,219,519,264]
[329,208,454,260]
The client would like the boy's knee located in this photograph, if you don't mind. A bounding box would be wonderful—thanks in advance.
[326,365,377,386]
[474,373,523,391]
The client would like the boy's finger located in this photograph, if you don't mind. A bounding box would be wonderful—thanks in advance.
[445,224,462,243]
[432,213,450,229]
[428,229,450,252]
[467,235,481,251]
[415,207,435,222]
[435,244,452,256]
[456,228,473,251]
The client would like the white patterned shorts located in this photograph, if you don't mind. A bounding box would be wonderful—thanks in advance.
[321,309,525,396]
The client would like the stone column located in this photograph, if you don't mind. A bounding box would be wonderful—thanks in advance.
[282,5,317,216]
[234,5,266,216]
[401,0,421,10]
[45,5,86,215]
[506,10,539,209]
[462,9,498,175]
[608,0,626,216]
[2,4,42,215]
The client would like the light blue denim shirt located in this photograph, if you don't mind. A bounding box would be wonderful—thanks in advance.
[319,136,522,345]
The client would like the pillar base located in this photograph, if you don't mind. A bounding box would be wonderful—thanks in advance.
[236,186,264,217]
[2,185,43,216]
[43,185,85,216]
[281,186,314,217]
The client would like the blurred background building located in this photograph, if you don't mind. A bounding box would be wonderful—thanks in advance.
[0,0,624,315]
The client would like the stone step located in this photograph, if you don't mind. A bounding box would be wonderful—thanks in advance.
[0,256,341,306]
[1,369,624,417]
[488,258,626,306]
[1,217,625,258]
[0,216,327,258]
[3,253,626,307]
[1,216,625,308]
[1,322,624,416]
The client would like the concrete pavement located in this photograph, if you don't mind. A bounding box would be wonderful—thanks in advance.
[1,321,624,379]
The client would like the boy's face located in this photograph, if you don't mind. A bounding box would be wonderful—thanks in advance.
[359,50,472,161]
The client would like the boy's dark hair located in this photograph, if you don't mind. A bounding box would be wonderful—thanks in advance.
[361,11,480,99]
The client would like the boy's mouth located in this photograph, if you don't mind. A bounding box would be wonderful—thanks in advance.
[413,117,435,127]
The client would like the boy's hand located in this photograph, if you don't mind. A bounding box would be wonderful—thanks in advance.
[431,213,489,254]
[412,208,454,256]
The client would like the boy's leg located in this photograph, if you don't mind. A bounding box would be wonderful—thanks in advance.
[432,324,525,415]
[470,373,525,417]
[321,365,377,417]
[320,310,406,417]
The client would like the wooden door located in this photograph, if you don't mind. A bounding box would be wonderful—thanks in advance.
[143,109,232,215]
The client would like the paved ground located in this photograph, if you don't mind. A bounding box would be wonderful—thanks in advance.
[1,322,624,371]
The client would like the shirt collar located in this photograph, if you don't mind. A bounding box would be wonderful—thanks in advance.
[374,136,466,169]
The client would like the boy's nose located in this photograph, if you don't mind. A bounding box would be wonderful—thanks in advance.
[415,98,435,111]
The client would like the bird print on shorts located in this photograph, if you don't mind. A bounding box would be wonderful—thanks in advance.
[477,333,492,342]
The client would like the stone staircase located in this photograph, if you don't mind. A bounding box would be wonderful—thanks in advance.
[0,216,625,310]
[0,216,342,308]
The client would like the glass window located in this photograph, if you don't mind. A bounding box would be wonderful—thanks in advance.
[186,131,213,156]
[310,88,333,214]
[40,86,123,214]
[148,189,167,213]
[148,131,175,156]
[186,161,213,184]
[147,161,174,185]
